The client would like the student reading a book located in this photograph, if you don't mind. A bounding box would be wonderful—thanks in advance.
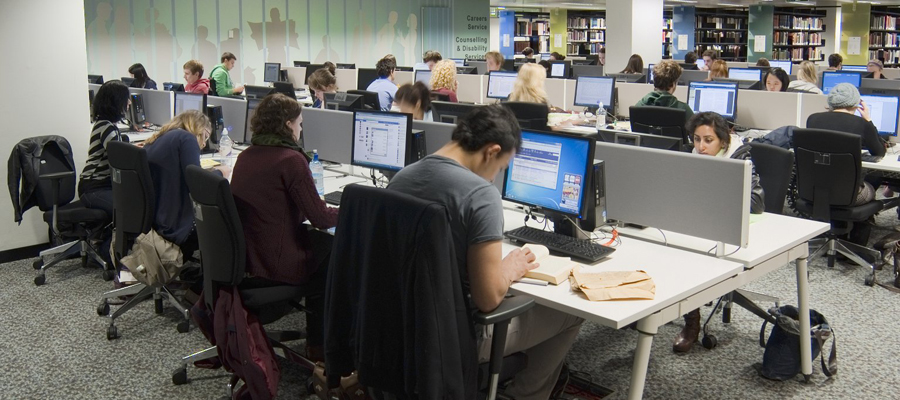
[388,105,583,400]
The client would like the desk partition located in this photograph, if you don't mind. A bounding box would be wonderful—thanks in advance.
[394,71,414,86]
[285,67,306,88]
[301,108,353,164]
[735,91,800,130]
[594,142,751,246]
[335,69,357,93]
[798,93,829,127]
[129,87,173,125]
[615,83,654,118]
[564,79,576,110]
[545,78,567,111]
[207,96,248,143]
[456,74,485,103]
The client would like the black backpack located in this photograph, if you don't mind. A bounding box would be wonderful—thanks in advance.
[758,305,836,381]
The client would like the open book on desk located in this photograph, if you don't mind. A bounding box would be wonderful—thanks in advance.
[522,243,576,285]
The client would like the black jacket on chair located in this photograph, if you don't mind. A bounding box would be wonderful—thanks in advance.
[7,135,76,223]
[324,184,477,399]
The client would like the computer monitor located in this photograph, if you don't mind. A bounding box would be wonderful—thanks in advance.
[647,64,655,84]
[572,65,604,79]
[540,53,552,61]
[729,67,763,82]
[174,92,207,115]
[243,97,263,143]
[696,59,706,70]
[121,77,135,86]
[351,110,414,172]
[467,60,488,75]
[769,60,793,74]
[679,70,711,86]
[821,71,862,94]
[347,90,380,110]
[687,81,739,121]
[357,68,380,91]
[87,74,104,84]
[502,130,596,230]
[549,61,571,79]
[858,94,900,136]
[450,58,466,67]
[606,73,645,84]
[324,92,364,111]
[573,76,615,112]
[597,128,682,152]
[486,71,518,100]
[431,101,483,124]
[841,65,868,72]
[748,65,771,73]
[128,93,146,126]
[163,82,185,92]
[336,63,356,69]
[263,62,281,83]
[679,62,699,71]
[395,66,414,72]
[457,66,478,75]
[502,59,516,72]
[304,64,325,85]
[415,70,432,89]
[293,61,310,67]
[244,85,275,99]
[713,77,761,90]
[272,81,295,98]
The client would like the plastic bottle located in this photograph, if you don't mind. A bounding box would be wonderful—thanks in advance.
[218,126,233,158]
[595,102,607,130]
[311,149,325,197]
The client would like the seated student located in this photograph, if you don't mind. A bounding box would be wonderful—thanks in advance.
[323,61,337,75]
[682,51,700,70]
[700,49,718,71]
[549,52,565,61]
[395,82,431,121]
[387,105,583,400]
[486,51,504,72]
[366,56,399,111]
[598,47,606,66]
[430,59,459,103]
[183,60,210,94]
[231,93,339,360]
[422,50,443,70]
[210,52,245,96]
[674,111,765,353]
[142,110,231,257]
[788,61,823,94]
[508,63,552,109]
[521,47,535,60]
[707,60,728,81]
[868,59,888,79]
[620,54,643,74]
[764,68,789,92]
[128,63,158,90]
[756,58,771,67]
[538,60,551,74]
[828,53,843,71]
[635,60,694,123]
[308,68,337,109]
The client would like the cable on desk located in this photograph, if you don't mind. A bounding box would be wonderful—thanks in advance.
[706,244,742,258]
[656,228,668,246]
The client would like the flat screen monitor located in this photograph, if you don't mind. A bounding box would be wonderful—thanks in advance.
[502,130,595,219]
[243,97,263,143]
[729,68,763,82]
[174,92,207,115]
[647,64,655,84]
[769,60,793,74]
[415,70,432,89]
[293,61,310,67]
[486,71,518,100]
[272,81,295,98]
[336,63,356,69]
[549,61,570,79]
[431,101,483,124]
[244,85,275,99]
[121,77,135,86]
[324,92,364,111]
[540,53,552,61]
[687,81,739,121]
[87,74,104,84]
[502,59,516,72]
[842,65,868,72]
[821,71,862,94]
[263,62,281,83]
[572,65,604,79]
[357,68,380,91]
[304,64,325,85]
[351,110,413,172]
[695,59,706,70]
[574,76,615,111]
[163,82,185,91]
[858,94,900,136]
[450,58,465,67]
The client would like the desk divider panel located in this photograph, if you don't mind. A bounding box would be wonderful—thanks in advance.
[88,83,101,93]
[335,69,357,93]
[727,61,749,69]
[883,69,900,79]
[545,78,567,111]
[129,87,173,125]
[300,107,353,164]
[594,142,750,247]
[798,93,829,127]
[394,71,414,86]
[207,96,248,144]
[413,120,455,155]
[736,91,800,130]
[564,79,576,111]
[616,83,654,118]
[285,67,306,88]
[457,74,485,104]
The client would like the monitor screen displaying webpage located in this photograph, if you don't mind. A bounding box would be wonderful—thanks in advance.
[486,71,518,99]
[574,76,615,110]
[687,81,738,121]
[822,71,862,94]
[769,60,792,74]
[351,111,411,171]
[858,94,900,136]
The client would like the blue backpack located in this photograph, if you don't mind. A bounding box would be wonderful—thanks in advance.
[755,125,796,150]
[758,305,837,381]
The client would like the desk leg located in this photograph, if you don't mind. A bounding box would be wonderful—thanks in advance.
[796,255,812,381]
[629,315,660,400]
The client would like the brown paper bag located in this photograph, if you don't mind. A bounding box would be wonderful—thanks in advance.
[569,268,656,301]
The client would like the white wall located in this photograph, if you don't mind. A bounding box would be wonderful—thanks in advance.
[606,0,665,72]
[824,7,841,66]
[0,2,91,252]
[490,15,500,52]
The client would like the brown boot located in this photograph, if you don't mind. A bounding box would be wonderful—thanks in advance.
[673,309,701,353]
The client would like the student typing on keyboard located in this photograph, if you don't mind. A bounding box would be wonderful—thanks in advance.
[387,105,583,400]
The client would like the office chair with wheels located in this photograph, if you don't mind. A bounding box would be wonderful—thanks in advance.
[96,141,193,340]
[325,185,533,400]
[503,101,550,130]
[8,136,112,286]
[172,165,316,392]
[629,106,690,149]
[793,128,900,286]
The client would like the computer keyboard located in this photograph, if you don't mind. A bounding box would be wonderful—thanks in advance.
[861,153,882,163]
[324,191,343,206]
[504,226,615,264]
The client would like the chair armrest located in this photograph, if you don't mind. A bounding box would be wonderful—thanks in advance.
[38,171,75,181]
[473,295,535,326]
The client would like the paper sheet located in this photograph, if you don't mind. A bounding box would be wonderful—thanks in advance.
[848,37,861,55]
[503,34,510,47]
[754,35,766,52]
[677,34,688,50]
[554,33,562,48]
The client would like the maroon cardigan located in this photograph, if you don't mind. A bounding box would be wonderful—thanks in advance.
[231,145,339,285]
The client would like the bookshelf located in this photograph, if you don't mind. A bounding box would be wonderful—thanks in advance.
[566,11,606,56]
[870,7,900,66]
[772,8,826,63]
[663,11,673,58]
[694,8,748,62]
[514,12,550,54]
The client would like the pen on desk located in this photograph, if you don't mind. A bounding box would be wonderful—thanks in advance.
[515,278,548,286]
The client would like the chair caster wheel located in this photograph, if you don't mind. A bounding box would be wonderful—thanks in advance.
[97,300,110,316]
[894,274,900,289]
[701,334,717,349]
[172,366,188,385]
[723,307,732,323]
[107,325,118,340]
[101,269,116,281]
[32,259,43,270]
[827,255,835,268]
[34,275,46,286]
[81,255,88,268]
[177,320,190,333]
[865,275,875,287]
[155,298,164,314]
[803,374,811,383]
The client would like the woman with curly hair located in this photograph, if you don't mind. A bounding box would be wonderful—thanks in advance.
[429,59,459,103]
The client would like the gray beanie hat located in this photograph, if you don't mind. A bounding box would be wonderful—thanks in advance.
[828,83,861,109]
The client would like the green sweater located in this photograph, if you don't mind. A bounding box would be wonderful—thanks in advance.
[634,90,694,123]
[209,64,234,95]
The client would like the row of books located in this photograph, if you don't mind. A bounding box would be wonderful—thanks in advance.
[695,44,745,59]
[870,32,900,48]
[696,30,744,44]
[772,47,823,61]
[869,49,900,64]
[515,20,550,36]
[696,16,745,30]
[663,18,673,30]
[774,15,824,30]
[773,32,823,46]
[567,30,604,42]
[567,17,605,30]
[567,43,604,55]
[872,15,900,31]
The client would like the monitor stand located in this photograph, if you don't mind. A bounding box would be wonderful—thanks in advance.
[547,212,590,240]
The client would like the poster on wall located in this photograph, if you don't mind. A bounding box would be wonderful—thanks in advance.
[453,0,490,59]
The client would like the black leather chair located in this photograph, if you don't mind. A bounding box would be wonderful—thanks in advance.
[324,184,533,400]
[430,92,451,102]
[503,101,550,130]
[629,106,690,148]
[97,141,192,340]
[793,128,900,286]
[347,90,381,110]
[13,137,112,286]
[173,165,316,390]
[749,142,794,215]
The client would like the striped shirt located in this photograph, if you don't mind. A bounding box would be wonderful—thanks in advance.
[78,120,122,194]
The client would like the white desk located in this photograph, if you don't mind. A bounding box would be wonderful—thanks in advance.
[863,151,900,173]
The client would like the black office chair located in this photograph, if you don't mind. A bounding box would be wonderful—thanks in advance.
[503,101,550,130]
[97,141,192,340]
[749,142,794,215]
[629,106,690,149]
[680,62,700,70]
[793,128,900,286]
[347,90,380,110]
[10,136,112,286]
[430,92,452,102]
[173,165,316,390]
[208,77,218,96]
[325,185,533,400]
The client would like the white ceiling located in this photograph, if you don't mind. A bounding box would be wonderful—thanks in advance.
[490,0,900,10]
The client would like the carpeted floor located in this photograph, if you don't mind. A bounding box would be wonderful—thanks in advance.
[1,213,898,399]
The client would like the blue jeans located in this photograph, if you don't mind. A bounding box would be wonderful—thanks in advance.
[80,189,114,264]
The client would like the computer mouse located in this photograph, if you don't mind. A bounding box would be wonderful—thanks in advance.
[605,124,617,130]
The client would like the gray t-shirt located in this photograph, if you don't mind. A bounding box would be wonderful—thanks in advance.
[387,155,504,277]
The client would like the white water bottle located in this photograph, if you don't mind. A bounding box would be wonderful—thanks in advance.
[596,102,607,129]
[311,149,325,197]
[218,126,233,157]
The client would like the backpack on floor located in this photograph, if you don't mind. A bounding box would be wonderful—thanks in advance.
[758,305,836,381]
